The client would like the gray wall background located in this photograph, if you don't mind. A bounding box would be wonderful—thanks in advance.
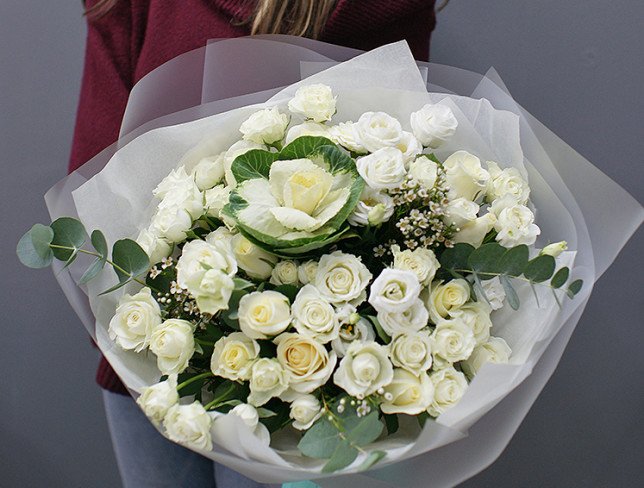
[1,1,641,487]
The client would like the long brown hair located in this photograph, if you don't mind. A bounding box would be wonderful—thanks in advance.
[85,0,337,39]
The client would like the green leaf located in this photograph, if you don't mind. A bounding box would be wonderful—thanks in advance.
[344,411,384,446]
[567,279,583,297]
[233,277,255,290]
[256,407,277,419]
[499,275,520,310]
[231,149,277,183]
[298,417,341,459]
[468,242,506,280]
[91,229,108,258]
[111,239,150,283]
[17,224,54,268]
[50,217,87,260]
[79,257,106,284]
[322,440,358,473]
[359,450,386,471]
[79,229,109,284]
[551,267,570,289]
[498,245,529,276]
[368,315,391,344]
[439,243,475,271]
[383,414,399,435]
[221,289,247,330]
[523,255,556,283]
[273,284,299,303]
[279,136,336,160]
[98,280,132,296]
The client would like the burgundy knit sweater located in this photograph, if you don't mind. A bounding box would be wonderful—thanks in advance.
[70,0,437,394]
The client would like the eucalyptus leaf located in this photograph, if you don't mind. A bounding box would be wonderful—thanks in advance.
[524,255,556,283]
[567,279,583,297]
[112,239,150,283]
[233,277,255,290]
[468,242,505,279]
[551,267,570,289]
[16,224,54,268]
[50,217,87,260]
[439,243,475,271]
[91,229,108,258]
[498,245,529,276]
[344,411,383,446]
[98,279,131,296]
[298,417,341,459]
[499,275,520,310]
[322,440,358,473]
[359,450,386,471]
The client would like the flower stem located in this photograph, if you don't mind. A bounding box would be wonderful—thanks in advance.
[177,372,214,391]
[204,382,237,410]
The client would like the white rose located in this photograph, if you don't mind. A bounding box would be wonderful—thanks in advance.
[329,121,367,154]
[356,111,403,152]
[149,319,196,375]
[204,185,231,219]
[270,260,300,286]
[453,213,496,248]
[136,228,172,264]
[410,103,458,148]
[381,368,434,415]
[408,155,438,189]
[449,301,492,345]
[474,276,506,310]
[314,251,372,305]
[443,151,490,201]
[334,341,393,397]
[289,394,323,430]
[426,279,470,324]
[430,318,476,364]
[297,260,318,285]
[288,84,336,122]
[248,358,290,407]
[238,291,291,339]
[176,239,237,289]
[486,161,530,204]
[155,167,203,219]
[163,402,213,451]
[210,332,260,381]
[291,285,339,344]
[192,269,234,315]
[377,299,429,336]
[231,233,277,280]
[275,333,337,394]
[427,366,468,417]
[347,186,394,227]
[284,121,330,145]
[230,403,259,429]
[150,206,192,243]
[388,330,433,374]
[356,147,406,190]
[191,154,225,190]
[391,244,440,286]
[136,375,178,424]
[540,241,568,257]
[223,140,266,186]
[461,336,512,377]
[444,197,479,229]
[239,107,289,145]
[396,131,423,165]
[154,167,193,199]
[331,316,376,358]
[108,287,161,352]
[494,204,541,247]
[368,269,421,314]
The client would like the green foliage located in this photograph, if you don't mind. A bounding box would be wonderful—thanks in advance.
[50,217,87,261]
[523,255,556,283]
[278,136,335,160]
[500,275,520,310]
[551,267,569,289]
[17,224,54,268]
[383,413,399,435]
[368,315,391,344]
[79,230,109,284]
[322,440,358,473]
[468,242,506,279]
[111,239,150,283]
[231,149,277,183]
[567,279,584,298]
[298,417,339,459]
[439,243,474,271]
[359,450,386,472]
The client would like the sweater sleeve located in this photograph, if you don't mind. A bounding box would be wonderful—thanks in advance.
[68,1,133,173]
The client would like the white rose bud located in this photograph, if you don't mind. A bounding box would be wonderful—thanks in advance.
[408,155,439,189]
[204,185,231,219]
[238,291,291,340]
[426,279,471,324]
[486,161,530,204]
[356,147,406,190]
[494,204,541,247]
[369,269,422,314]
[430,318,476,364]
[163,402,213,451]
[474,276,506,311]
[292,285,340,343]
[289,394,323,430]
[191,154,225,190]
[136,375,178,424]
[149,319,196,375]
[230,403,259,429]
[314,251,372,305]
[377,299,429,336]
[284,121,330,145]
[192,269,235,315]
[391,244,440,286]
[388,330,433,374]
[348,186,394,227]
[427,366,468,417]
[331,317,376,358]
[108,287,161,352]
[444,197,479,229]
[275,333,337,394]
[297,260,318,285]
[449,301,492,345]
[248,358,290,407]
[410,103,458,148]
[136,228,172,264]
[381,368,434,415]
[239,107,289,145]
[356,111,403,152]
[231,233,277,280]
[333,341,393,397]
[396,131,423,165]
[150,206,192,243]
[461,336,512,377]
[443,150,490,201]
[453,213,496,248]
[540,241,568,257]
[210,332,260,381]
[270,260,300,286]
[288,84,336,122]
[329,121,367,154]
[223,140,266,186]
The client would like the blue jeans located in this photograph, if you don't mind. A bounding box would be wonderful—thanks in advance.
[102,390,273,488]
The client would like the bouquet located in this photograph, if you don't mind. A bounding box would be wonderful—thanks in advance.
[18,38,642,486]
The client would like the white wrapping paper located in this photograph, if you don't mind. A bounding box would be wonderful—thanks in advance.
[44,37,643,486]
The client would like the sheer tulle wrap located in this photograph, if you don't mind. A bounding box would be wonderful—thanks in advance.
[45,37,642,487]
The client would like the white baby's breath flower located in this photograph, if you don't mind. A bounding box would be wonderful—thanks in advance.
[292,285,340,344]
[356,111,403,152]
[486,161,530,204]
[248,358,290,407]
[275,333,337,394]
[270,260,300,286]
[191,154,225,190]
[136,375,178,424]
[288,84,336,122]
[381,368,434,415]
[443,150,490,201]
[410,103,458,148]
[136,228,172,265]
[238,291,291,340]
[149,319,196,375]
[163,402,213,451]
[494,204,541,247]
[210,332,260,381]
[239,107,289,145]
[284,121,330,145]
[108,287,161,352]
[391,244,440,286]
[427,366,468,417]
[347,186,394,227]
[289,394,323,430]
[430,319,476,364]
[388,330,433,374]
[331,317,375,358]
[426,279,471,324]
[297,260,318,285]
[356,147,406,190]
[333,341,393,397]
[314,251,372,305]
[231,233,277,280]
[329,121,367,154]
[408,155,439,189]
[369,268,422,314]
[461,336,512,377]
[377,299,429,336]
